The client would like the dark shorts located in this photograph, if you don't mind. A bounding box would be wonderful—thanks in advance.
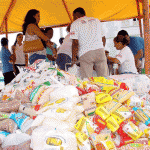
[56,53,71,71]
[3,71,15,85]
[29,53,46,65]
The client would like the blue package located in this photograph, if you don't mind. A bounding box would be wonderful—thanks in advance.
[9,113,29,129]
[0,131,10,136]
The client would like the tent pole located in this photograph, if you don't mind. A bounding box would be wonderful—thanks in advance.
[62,0,73,22]
[5,17,8,39]
[143,0,150,75]
[136,0,143,37]
[0,0,16,34]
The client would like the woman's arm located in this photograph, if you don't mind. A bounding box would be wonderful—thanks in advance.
[28,24,49,42]
[46,41,57,58]
[107,56,120,64]
[27,24,57,56]
[11,45,16,54]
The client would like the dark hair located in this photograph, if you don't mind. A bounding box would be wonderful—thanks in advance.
[45,27,53,33]
[59,37,64,45]
[117,30,129,36]
[13,33,23,46]
[22,9,39,35]
[1,38,8,46]
[114,35,130,45]
[73,7,86,16]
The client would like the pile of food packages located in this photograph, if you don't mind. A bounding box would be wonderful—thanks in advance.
[0,59,150,150]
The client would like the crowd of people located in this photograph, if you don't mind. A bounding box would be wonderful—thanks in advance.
[0,7,145,85]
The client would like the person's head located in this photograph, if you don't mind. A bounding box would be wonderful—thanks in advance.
[1,38,8,47]
[44,27,53,39]
[22,9,40,35]
[59,37,64,45]
[114,35,130,50]
[117,30,129,37]
[14,33,23,46]
[73,7,86,21]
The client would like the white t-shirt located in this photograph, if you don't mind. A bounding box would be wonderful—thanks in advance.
[57,33,72,58]
[116,46,138,74]
[70,16,106,57]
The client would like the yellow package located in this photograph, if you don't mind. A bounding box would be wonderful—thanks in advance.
[76,132,91,150]
[144,128,150,138]
[74,116,97,137]
[82,81,89,89]
[96,93,112,104]
[148,139,150,145]
[95,101,122,120]
[92,77,114,85]
[92,77,107,83]
[111,89,135,104]
[76,132,88,145]
[101,86,118,94]
[107,87,121,95]
[133,107,150,125]
[90,133,114,150]
[123,121,143,141]
[96,140,116,150]
[111,106,132,125]
[106,116,120,132]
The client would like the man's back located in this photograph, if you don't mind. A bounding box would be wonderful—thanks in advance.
[70,16,105,57]
[128,36,144,56]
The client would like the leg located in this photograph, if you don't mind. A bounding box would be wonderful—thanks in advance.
[79,51,94,79]
[14,64,20,76]
[3,72,16,85]
[94,49,109,77]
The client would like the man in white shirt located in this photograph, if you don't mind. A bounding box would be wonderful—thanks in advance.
[56,25,72,70]
[70,7,108,79]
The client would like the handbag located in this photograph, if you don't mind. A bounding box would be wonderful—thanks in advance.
[23,39,44,53]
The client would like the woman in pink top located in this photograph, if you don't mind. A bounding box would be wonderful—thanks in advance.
[12,33,25,76]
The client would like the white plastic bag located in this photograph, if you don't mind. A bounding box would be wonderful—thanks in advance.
[31,126,77,150]
[68,64,81,78]
[2,133,31,148]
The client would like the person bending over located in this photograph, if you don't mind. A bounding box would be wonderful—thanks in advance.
[107,35,138,74]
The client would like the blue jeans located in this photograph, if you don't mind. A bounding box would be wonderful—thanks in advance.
[29,53,46,65]
[120,72,136,74]
[56,53,71,71]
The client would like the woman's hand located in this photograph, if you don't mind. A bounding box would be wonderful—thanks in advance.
[9,54,16,63]
[12,45,16,53]
[46,54,56,61]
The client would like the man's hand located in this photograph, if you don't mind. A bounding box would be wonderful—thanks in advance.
[71,58,77,67]
[135,59,142,73]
